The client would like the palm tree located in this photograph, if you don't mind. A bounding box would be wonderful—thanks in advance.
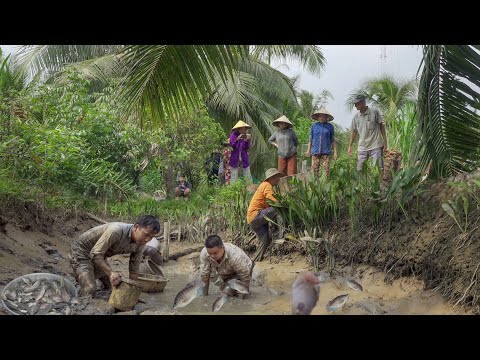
[14,45,326,178]
[414,45,480,176]
[346,75,417,123]
[298,89,334,117]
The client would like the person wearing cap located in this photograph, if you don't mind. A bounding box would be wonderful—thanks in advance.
[347,94,387,174]
[229,120,253,184]
[306,107,338,177]
[247,168,284,262]
[269,115,299,176]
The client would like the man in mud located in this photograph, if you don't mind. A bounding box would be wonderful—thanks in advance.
[69,214,161,296]
[247,168,284,262]
[347,94,388,175]
[199,235,253,298]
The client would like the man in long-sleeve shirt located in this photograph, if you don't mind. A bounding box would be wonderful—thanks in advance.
[199,235,253,297]
[68,214,160,296]
[247,168,284,262]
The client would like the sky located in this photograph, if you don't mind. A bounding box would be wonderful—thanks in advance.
[1,45,423,129]
[273,45,423,129]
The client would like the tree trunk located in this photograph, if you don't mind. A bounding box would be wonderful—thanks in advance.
[164,164,176,199]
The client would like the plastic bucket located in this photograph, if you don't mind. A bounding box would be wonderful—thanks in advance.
[136,273,169,293]
[108,278,143,311]
[138,258,164,277]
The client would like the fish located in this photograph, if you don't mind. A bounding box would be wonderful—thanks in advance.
[43,296,55,304]
[173,280,205,309]
[345,277,363,292]
[313,271,330,283]
[35,285,47,302]
[51,295,63,303]
[4,299,19,311]
[71,297,80,305]
[28,302,40,315]
[37,303,53,315]
[4,290,17,301]
[24,280,41,293]
[52,281,61,295]
[61,289,72,303]
[326,294,350,312]
[21,277,32,285]
[291,272,321,315]
[224,279,249,295]
[212,293,228,312]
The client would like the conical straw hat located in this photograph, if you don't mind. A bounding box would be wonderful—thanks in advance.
[272,115,293,127]
[231,120,252,131]
[311,107,334,121]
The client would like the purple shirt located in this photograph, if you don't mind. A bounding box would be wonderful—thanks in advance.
[229,131,251,168]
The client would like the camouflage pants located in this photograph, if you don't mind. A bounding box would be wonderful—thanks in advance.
[311,154,330,177]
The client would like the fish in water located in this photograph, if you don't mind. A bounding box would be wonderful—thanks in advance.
[345,277,363,292]
[212,293,228,312]
[224,279,249,295]
[291,272,320,315]
[173,280,205,309]
[326,294,349,312]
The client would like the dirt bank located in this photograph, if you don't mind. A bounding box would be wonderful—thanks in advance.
[0,181,478,314]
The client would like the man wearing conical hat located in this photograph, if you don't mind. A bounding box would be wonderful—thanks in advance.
[247,168,284,262]
[347,94,387,174]
[229,120,253,185]
[306,107,338,177]
[269,115,299,176]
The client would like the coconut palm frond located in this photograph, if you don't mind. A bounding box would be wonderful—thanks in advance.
[413,45,480,176]
[250,45,326,75]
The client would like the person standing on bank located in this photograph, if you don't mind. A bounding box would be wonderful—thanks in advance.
[306,107,338,177]
[269,115,299,176]
[347,94,387,174]
[229,120,253,185]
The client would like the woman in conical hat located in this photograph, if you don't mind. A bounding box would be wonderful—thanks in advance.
[229,120,253,185]
[268,115,299,176]
[306,107,338,178]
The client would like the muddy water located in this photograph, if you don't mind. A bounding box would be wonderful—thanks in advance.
[109,249,466,315]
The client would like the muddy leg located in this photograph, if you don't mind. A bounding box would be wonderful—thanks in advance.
[98,275,112,290]
[253,226,271,262]
[77,271,97,296]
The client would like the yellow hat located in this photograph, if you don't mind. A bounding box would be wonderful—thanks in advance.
[231,120,252,131]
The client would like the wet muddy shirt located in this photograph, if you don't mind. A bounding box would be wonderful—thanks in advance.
[199,243,253,286]
[71,222,145,273]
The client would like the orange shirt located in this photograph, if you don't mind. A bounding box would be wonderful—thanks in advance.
[247,181,277,224]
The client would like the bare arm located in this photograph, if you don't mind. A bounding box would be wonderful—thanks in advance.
[306,141,312,156]
[92,255,121,287]
[199,250,211,296]
[348,131,356,156]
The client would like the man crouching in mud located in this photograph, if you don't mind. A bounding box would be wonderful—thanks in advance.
[69,214,161,296]
[199,235,253,299]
